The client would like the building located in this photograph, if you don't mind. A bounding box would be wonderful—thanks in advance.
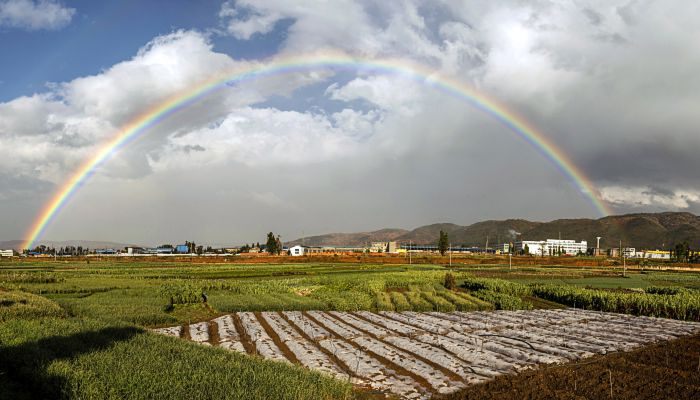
[175,244,189,254]
[517,239,588,256]
[609,247,637,258]
[95,249,117,255]
[289,245,305,256]
[370,242,399,253]
[0,249,14,257]
[635,250,671,260]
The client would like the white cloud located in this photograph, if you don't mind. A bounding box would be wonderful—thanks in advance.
[327,76,421,116]
[600,186,700,209]
[151,106,376,169]
[0,0,74,30]
[0,30,333,183]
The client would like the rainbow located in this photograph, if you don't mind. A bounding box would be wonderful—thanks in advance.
[22,51,611,250]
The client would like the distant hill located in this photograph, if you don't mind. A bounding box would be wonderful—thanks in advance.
[289,212,700,250]
[0,240,144,252]
[287,228,409,247]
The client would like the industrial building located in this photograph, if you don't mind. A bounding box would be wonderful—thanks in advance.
[517,239,588,256]
[0,249,14,257]
[370,241,398,253]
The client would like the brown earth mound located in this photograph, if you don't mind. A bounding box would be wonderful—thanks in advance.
[439,335,700,400]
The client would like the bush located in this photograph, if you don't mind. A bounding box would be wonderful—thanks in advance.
[444,273,456,290]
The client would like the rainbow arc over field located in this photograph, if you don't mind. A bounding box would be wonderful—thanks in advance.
[23,51,611,250]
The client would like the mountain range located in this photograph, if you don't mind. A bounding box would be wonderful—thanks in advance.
[0,240,142,252]
[288,212,700,250]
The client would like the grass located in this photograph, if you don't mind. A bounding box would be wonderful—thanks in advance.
[0,318,351,400]
[2,259,700,398]
[0,290,66,321]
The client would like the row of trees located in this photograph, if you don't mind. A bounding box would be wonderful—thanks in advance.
[24,245,89,256]
[671,242,700,263]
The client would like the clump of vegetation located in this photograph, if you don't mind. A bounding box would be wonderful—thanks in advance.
[462,277,532,296]
[421,291,456,312]
[644,286,689,295]
[404,290,434,311]
[0,290,66,321]
[444,272,456,290]
[374,292,395,311]
[471,290,533,311]
[389,292,412,311]
[159,283,204,306]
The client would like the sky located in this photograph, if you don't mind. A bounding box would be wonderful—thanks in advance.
[1,0,700,246]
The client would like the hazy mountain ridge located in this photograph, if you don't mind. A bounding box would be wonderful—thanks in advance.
[0,240,144,252]
[289,212,700,249]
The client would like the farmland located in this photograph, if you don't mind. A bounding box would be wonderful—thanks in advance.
[2,258,700,399]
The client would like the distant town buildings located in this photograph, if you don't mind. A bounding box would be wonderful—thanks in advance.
[0,249,14,257]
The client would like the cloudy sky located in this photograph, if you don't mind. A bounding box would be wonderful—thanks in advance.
[1,0,699,246]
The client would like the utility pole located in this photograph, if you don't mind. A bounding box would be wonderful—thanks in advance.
[509,252,512,271]
[449,242,452,267]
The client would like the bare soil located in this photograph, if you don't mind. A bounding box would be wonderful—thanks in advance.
[438,335,700,400]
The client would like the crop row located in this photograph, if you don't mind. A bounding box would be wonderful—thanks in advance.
[461,277,700,321]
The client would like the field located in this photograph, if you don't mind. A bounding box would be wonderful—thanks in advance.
[2,258,700,399]
[154,309,700,399]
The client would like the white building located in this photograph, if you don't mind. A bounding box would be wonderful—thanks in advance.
[289,245,305,257]
[517,239,588,256]
[370,241,398,253]
[634,250,671,260]
[0,249,14,257]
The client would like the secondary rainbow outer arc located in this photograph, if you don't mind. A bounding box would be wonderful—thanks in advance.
[23,54,611,250]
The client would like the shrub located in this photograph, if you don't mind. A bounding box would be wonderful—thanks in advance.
[444,273,456,290]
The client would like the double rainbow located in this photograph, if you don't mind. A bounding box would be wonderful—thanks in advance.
[23,52,610,250]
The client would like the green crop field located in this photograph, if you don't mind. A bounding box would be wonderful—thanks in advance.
[2,258,700,399]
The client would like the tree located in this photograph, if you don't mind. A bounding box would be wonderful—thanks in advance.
[275,235,282,255]
[266,232,279,255]
[524,244,530,255]
[438,230,449,256]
